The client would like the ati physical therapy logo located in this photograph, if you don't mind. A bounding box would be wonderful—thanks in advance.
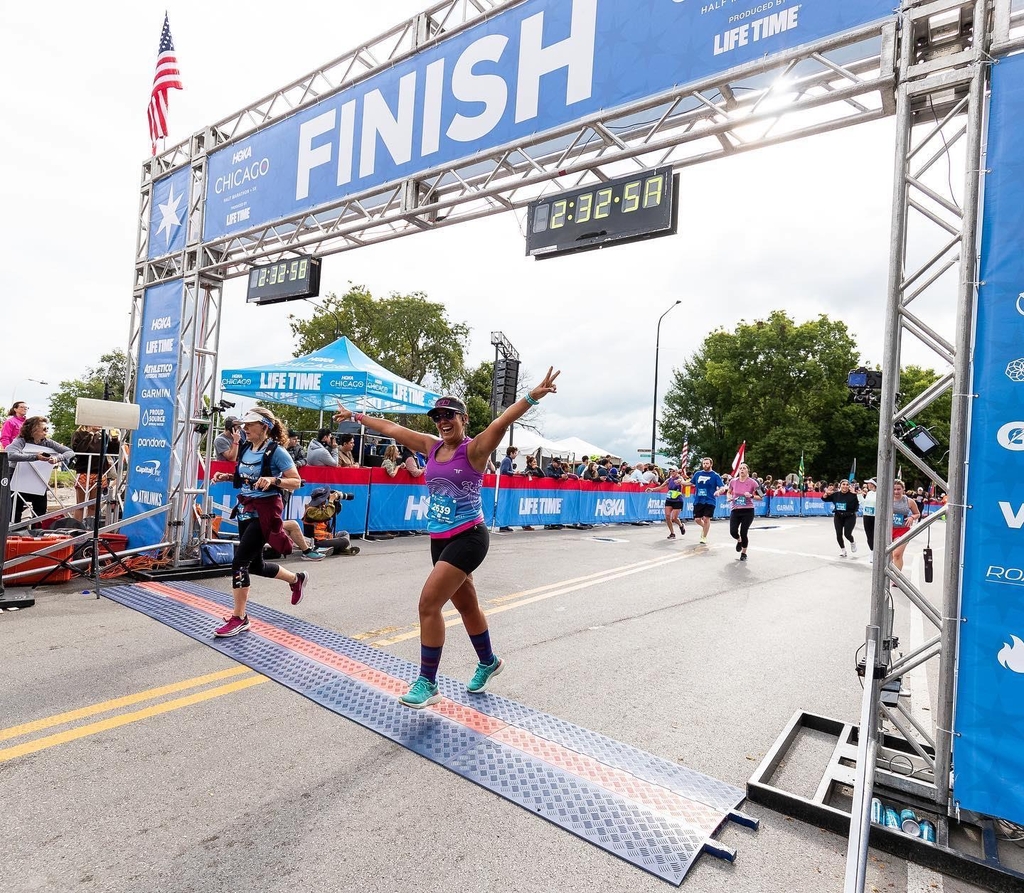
[996,422,1024,451]
[997,635,1024,674]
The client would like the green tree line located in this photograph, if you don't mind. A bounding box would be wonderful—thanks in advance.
[658,310,950,483]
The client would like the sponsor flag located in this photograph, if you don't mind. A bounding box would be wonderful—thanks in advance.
[731,441,746,476]
[680,438,689,472]
[848,458,857,482]
[148,13,184,155]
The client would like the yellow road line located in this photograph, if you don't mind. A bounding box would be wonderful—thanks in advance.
[371,552,696,646]
[0,675,269,763]
[0,666,253,742]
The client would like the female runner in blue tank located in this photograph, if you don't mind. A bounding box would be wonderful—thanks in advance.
[333,367,560,708]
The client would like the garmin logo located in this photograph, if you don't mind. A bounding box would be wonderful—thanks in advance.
[131,489,163,506]
[135,437,168,449]
[595,498,626,517]
[143,363,174,376]
[140,388,171,399]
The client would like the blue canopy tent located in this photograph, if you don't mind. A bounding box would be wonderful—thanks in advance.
[220,336,442,413]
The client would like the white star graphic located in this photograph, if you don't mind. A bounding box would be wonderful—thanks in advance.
[155,183,184,246]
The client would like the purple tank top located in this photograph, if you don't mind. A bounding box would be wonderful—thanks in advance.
[425,437,484,537]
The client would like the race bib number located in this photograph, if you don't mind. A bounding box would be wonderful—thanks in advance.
[428,493,457,524]
[893,512,907,527]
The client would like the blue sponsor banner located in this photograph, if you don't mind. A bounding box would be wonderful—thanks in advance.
[203,0,894,241]
[147,167,189,260]
[121,280,183,548]
[579,486,634,526]
[208,478,371,537]
[368,477,428,531]
[495,477,579,527]
[954,55,1024,826]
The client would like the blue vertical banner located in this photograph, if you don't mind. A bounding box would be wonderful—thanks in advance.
[148,167,189,260]
[954,54,1024,826]
[121,280,183,548]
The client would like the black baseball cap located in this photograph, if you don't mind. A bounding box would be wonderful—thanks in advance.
[309,486,330,507]
[427,396,467,420]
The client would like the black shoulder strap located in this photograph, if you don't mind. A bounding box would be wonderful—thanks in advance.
[232,441,280,489]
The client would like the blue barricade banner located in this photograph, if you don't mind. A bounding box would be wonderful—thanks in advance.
[206,464,371,538]
[121,280,183,549]
[495,476,579,528]
[954,54,1024,826]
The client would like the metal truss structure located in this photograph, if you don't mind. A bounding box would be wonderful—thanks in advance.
[125,1,1024,888]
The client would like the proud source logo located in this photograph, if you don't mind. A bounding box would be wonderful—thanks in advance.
[997,421,1024,450]
[997,635,1024,673]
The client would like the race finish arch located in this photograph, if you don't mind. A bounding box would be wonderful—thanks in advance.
[123,1,1024,889]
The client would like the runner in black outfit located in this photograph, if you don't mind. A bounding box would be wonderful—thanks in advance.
[822,480,860,559]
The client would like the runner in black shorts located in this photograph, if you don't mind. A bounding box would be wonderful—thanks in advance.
[429,522,489,573]
[689,457,724,545]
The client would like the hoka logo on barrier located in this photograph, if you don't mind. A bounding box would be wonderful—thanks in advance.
[595,498,626,517]
[406,495,429,520]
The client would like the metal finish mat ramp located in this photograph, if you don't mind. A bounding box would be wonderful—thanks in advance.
[102,581,752,885]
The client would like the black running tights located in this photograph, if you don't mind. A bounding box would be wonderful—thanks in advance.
[833,513,856,548]
[730,509,754,548]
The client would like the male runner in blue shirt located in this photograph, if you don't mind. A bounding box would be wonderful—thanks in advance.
[690,457,724,545]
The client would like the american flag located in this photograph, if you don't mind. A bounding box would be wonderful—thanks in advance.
[679,438,689,472]
[148,13,183,156]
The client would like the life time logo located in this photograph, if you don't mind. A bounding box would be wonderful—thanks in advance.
[997,422,1024,451]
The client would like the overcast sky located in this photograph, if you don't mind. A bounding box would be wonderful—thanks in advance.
[0,2,959,465]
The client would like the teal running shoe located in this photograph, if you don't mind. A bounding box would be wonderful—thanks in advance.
[398,676,441,709]
[467,656,504,693]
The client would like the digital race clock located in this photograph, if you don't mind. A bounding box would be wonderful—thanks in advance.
[525,166,678,259]
[245,255,321,305]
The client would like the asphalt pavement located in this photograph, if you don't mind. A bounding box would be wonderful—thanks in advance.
[0,517,989,893]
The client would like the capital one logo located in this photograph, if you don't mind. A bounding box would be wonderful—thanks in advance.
[997,422,1024,451]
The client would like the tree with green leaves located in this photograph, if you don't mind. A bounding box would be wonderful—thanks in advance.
[46,351,128,446]
[659,311,878,480]
[288,285,469,391]
[897,365,951,485]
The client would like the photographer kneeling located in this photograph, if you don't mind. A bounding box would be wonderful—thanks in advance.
[302,486,359,556]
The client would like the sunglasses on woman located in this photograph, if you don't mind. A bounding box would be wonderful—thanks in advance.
[432,409,458,421]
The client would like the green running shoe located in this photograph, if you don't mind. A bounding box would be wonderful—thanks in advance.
[467,656,504,693]
[398,676,441,709]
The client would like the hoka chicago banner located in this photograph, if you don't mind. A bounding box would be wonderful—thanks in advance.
[954,53,1024,826]
[204,0,894,240]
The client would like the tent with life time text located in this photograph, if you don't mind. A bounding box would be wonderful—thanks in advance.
[220,336,441,413]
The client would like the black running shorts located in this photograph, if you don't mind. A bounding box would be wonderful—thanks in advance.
[693,502,716,519]
[664,498,683,510]
[430,522,490,574]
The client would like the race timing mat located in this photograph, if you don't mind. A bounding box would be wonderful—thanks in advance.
[102,581,753,884]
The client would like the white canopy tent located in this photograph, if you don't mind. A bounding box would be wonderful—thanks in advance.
[496,430,572,469]
[549,436,621,464]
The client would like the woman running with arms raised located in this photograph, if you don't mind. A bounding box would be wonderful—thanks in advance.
[333,367,560,708]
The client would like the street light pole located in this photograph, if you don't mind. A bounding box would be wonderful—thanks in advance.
[10,378,48,405]
[651,300,682,465]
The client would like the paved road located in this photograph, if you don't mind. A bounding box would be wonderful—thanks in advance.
[0,518,987,892]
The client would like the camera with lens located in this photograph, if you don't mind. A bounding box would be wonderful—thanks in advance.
[848,366,884,406]
[333,491,355,502]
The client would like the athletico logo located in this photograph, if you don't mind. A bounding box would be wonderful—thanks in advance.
[997,635,1024,673]
[997,422,1024,451]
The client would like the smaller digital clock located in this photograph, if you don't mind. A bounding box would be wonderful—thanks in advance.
[245,255,321,305]
[525,166,678,259]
